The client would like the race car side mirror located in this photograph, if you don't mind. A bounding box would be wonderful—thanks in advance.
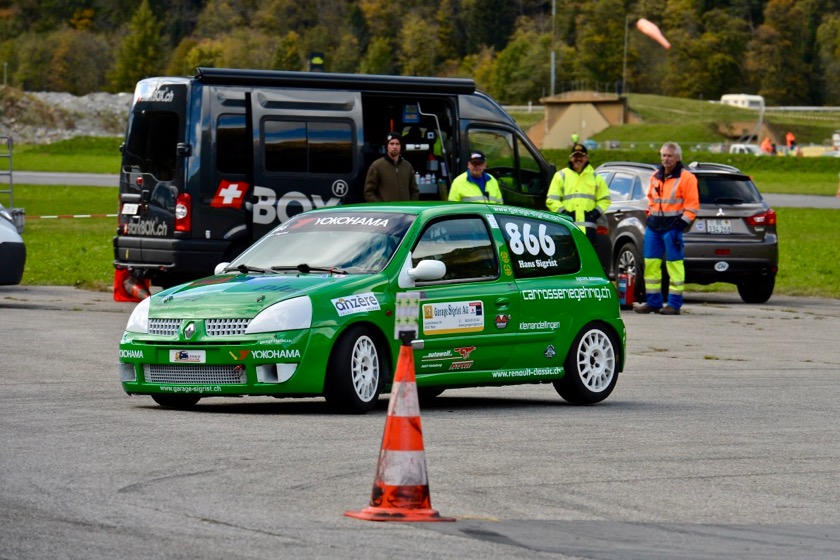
[409,259,446,281]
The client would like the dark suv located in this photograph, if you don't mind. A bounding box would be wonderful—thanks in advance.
[594,161,778,304]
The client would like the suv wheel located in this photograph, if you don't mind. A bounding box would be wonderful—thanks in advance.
[737,274,775,304]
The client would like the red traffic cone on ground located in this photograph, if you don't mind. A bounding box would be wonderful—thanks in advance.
[113,269,151,302]
[345,343,454,522]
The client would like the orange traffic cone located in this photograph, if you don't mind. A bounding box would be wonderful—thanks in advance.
[345,344,454,522]
[113,269,151,302]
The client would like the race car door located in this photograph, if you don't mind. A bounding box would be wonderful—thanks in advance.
[409,214,520,380]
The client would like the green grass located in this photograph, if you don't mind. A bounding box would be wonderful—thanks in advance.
[6,136,122,174]
[13,183,840,299]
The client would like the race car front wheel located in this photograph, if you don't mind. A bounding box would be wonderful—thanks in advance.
[554,323,619,405]
[324,325,386,414]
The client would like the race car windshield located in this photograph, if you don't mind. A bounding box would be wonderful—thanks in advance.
[230,212,416,274]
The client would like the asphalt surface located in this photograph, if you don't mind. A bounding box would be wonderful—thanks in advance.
[1,285,839,559]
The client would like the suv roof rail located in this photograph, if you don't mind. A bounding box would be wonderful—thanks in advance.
[687,161,742,173]
[596,161,658,170]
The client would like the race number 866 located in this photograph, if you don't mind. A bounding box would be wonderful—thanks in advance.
[504,221,556,257]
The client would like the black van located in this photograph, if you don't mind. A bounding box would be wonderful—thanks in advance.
[114,67,554,289]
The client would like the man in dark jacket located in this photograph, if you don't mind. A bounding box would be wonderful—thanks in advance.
[363,132,419,202]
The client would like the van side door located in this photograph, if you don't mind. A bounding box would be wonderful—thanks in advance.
[250,89,363,239]
[465,126,550,211]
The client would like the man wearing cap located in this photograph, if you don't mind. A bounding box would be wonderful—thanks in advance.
[546,143,610,246]
[364,132,419,202]
[447,151,503,204]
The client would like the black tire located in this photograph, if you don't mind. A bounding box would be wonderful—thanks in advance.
[151,394,201,408]
[737,274,775,304]
[417,388,445,404]
[324,325,387,414]
[615,241,645,302]
[554,324,620,405]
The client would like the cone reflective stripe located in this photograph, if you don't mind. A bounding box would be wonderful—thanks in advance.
[345,344,454,522]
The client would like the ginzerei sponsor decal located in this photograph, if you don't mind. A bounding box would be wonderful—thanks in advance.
[331,293,381,317]
[422,301,484,335]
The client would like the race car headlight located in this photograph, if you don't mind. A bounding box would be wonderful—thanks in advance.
[245,296,312,334]
[125,297,151,333]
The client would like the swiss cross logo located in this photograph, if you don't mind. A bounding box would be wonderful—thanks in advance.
[211,180,249,209]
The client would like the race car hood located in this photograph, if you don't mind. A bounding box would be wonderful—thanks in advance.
[149,273,369,319]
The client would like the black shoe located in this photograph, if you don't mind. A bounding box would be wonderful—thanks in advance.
[659,306,681,315]
[634,303,661,314]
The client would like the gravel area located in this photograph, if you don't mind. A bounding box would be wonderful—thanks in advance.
[0,91,131,144]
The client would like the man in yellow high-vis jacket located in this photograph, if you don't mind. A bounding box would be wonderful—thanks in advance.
[546,143,610,246]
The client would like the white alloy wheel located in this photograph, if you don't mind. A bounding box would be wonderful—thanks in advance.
[575,329,616,393]
[350,335,380,403]
[554,324,620,405]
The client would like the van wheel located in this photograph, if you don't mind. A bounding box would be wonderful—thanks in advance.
[554,324,619,405]
[737,274,775,304]
[324,325,386,414]
[615,242,644,301]
[151,394,201,408]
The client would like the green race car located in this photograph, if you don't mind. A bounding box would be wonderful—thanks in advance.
[119,203,626,413]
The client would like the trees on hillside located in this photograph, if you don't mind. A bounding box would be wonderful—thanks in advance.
[0,0,839,107]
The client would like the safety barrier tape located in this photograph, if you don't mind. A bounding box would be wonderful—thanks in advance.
[27,214,118,219]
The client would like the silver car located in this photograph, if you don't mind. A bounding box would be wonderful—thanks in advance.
[0,203,25,285]
[595,161,778,304]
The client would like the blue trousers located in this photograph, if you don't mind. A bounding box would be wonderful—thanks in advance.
[643,228,686,309]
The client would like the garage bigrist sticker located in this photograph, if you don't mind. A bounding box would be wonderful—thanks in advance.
[422,301,484,335]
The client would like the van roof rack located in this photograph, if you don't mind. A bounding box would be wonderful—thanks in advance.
[195,67,476,95]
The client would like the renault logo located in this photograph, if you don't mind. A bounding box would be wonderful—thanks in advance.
[184,322,196,339]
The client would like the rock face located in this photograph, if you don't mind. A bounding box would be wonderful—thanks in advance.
[0,89,132,144]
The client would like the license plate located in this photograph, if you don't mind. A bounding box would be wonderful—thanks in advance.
[121,203,139,215]
[706,219,732,235]
[170,350,206,363]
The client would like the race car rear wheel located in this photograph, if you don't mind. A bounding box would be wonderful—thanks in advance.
[151,394,201,409]
[324,325,386,414]
[554,324,619,405]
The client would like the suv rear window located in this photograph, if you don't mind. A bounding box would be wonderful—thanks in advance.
[697,175,762,204]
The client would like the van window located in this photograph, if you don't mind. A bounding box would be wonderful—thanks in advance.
[124,111,179,179]
[263,120,353,174]
[468,128,543,195]
[217,114,249,174]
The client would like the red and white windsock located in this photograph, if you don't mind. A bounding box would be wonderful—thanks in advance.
[636,18,671,49]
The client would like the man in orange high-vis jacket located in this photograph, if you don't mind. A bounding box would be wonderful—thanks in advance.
[634,142,700,316]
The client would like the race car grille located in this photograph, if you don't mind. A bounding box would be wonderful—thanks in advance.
[148,318,180,337]
[144,364,246,384]
[206,318,251,337]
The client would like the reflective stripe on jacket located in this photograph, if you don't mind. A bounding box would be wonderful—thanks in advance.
[647,163,700,229]
[448,172,503,204]
[545,164,610,227]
